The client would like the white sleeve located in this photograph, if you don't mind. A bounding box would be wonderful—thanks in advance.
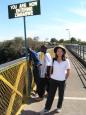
[45,53,52,66]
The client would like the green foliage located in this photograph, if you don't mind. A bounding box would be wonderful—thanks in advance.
[70,37,77,43]
[0,35,85,64]
[80,41,86,45]
[50,38,58,43]
[0,37,24,64]
[59,39,64,43]
[0,36,43,64]
[27,37,43,50]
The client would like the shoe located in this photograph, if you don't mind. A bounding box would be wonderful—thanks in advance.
[31,91,36,96]
[44,92,48,97]
[35,97,43,101]
[40,109,49,115]
[31,93,39,98]
[56,108,62,113]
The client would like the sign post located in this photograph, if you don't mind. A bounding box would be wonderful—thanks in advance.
[8,0,41,96]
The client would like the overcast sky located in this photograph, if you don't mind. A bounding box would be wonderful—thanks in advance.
[0,0,86,42]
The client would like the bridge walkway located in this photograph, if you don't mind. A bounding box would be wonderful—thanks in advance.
[16,48,86,115]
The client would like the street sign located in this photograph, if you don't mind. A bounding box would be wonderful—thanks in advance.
[8,0,40,19]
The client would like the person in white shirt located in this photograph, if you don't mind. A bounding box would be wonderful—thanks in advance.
[40,45,70,114]
[36,45,52,101]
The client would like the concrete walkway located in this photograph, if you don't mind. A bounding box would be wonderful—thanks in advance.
[17,59,86,115]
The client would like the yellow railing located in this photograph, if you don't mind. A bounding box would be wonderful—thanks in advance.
[0,58,30,115]
[0,48,55,115]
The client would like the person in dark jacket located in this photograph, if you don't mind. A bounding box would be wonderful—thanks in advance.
[28,48,41,95]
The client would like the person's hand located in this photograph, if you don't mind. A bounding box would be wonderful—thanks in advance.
[36,64,42,67]
[45,73,50,79]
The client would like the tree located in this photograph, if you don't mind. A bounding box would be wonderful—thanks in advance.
[77,39,81,44]
[0,38,24,64]
[70,37,77,43]
[33,36,40,41]
[50,38,57,44]
[59,39,64,43]
[27,37,42,50]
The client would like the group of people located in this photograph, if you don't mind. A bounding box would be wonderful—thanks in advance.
[28,44,71,114]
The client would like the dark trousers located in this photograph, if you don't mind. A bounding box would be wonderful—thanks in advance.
[37,77,50,98]
[45,78,65,110]
[33,66,41,92]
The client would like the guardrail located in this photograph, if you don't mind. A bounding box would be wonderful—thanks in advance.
[0,57,31,115]
[65,44,86,67]
[0,48,54,115]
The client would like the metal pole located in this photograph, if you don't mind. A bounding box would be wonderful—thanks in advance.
[80,45,81,58]
[23,16,28,58]
[23,16,31,96]
[83,46,85,60]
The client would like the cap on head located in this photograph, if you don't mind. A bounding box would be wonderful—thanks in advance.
[54,45,66,54]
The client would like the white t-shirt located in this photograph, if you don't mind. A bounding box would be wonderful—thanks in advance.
[38,52,52,78]
[51,59,70,81]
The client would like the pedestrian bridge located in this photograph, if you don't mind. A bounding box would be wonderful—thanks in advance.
[0,45,86,115]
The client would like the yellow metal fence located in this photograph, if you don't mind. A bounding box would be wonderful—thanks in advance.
[0,58,29,115]
[0,48,54,115]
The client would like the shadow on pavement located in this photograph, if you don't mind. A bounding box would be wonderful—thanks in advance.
[21,109,59,115]
[23,96,42,105]
[48,109,59,115]
[21,110,39,115]
[23,92,48,105]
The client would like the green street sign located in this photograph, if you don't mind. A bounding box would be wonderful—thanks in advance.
[8,0,40,19]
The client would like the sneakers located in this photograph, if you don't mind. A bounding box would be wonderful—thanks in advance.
[40,109,49,115]
[30,92,39,98]
[56,108,62,113]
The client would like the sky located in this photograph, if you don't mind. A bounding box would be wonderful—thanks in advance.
[0,0,86,42]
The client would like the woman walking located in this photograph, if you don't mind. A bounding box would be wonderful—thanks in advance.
[40,45,71,114]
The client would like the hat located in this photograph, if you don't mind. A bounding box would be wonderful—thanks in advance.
[54,45,66,54]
